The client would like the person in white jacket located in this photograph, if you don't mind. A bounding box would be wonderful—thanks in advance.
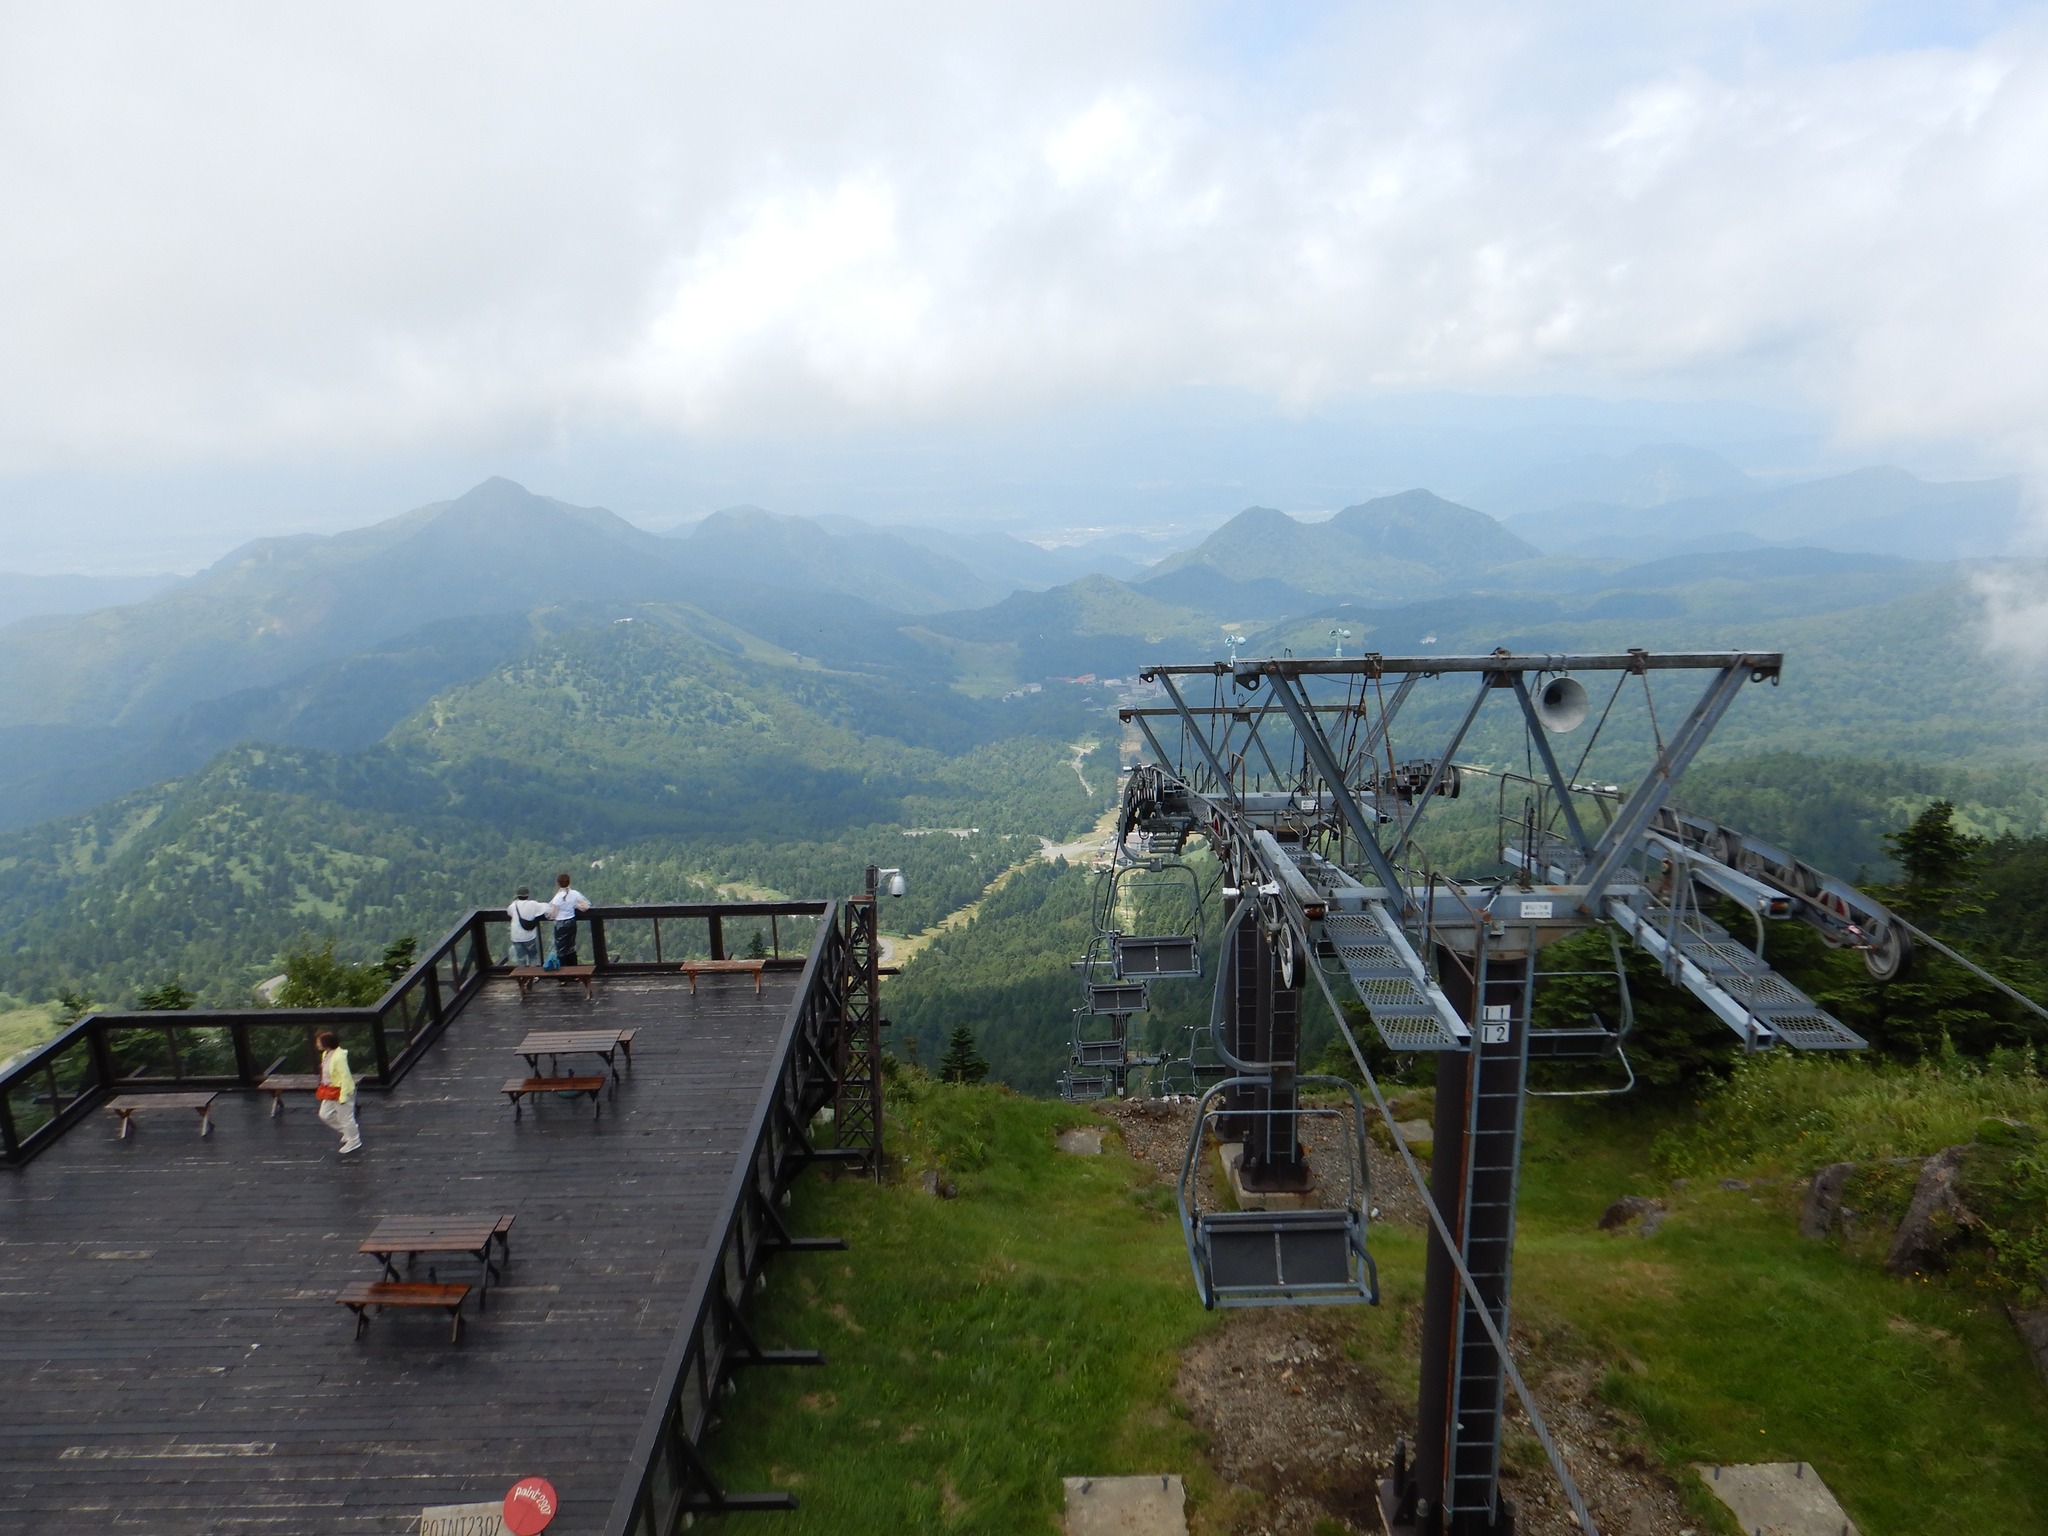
[315,1029,362,1155]
[549,872,591,966]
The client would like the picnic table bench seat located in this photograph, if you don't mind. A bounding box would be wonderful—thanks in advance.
[510,964,596,1000]
[105,1092,219,1139]
[503,1075,607,1119]
[677,958,767,995]
[257,1073,321,1116]
[336,1280,471,1342]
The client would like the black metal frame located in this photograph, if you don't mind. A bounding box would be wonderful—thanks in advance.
[603,902,856,1530]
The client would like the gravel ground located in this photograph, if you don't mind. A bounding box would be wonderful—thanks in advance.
[1098,1100,1697,1536]
[1101,1097,1426,1228]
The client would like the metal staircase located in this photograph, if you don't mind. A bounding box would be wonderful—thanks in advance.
[1321,906,1471,1051]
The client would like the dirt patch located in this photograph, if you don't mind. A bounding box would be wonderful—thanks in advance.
[1177,1309,1405,1533]
[1499,1357,1697,1536]
[1099,1098,1427,1229]
[1174,1311,1696,1535]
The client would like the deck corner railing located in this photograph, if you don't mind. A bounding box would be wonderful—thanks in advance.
[0,900,834,1170]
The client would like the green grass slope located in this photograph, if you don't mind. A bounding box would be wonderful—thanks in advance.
[698,1078,2048,1535]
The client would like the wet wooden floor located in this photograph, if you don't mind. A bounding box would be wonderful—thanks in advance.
[0,971,802,1535]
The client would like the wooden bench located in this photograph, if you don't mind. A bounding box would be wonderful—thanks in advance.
[511,964,596,1000]
[106,1092,218,1139]
[336,1280,471,1342]
[502,1076,606,1119]
[258,1073,321,1117]
[678,959,767,995]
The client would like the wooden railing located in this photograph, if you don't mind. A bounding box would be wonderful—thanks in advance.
[0,899,833,1169]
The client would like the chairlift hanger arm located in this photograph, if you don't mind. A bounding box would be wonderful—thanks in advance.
[1345,672,1418,783]
[1574,661,1761,910]
[1385,675,1491,867]
[1155,672,1238,796]
[1263,673,1407,901]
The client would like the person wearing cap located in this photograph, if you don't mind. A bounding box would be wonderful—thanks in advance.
[507,885,553,967]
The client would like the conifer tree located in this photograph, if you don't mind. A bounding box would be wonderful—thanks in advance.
[938,1024,989,1084]
[135,976,197,1010]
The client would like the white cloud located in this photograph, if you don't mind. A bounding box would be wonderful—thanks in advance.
[2,2,2047,476]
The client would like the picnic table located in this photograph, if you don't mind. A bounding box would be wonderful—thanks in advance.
[515,1029,634,1082]
[106,1092,218,1139]
[677,958,767,995]
[358,1213,515,1310]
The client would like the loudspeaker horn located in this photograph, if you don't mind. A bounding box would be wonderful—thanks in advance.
[1533,674,1589,733]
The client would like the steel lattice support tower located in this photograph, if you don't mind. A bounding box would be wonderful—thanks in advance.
[833,887,885,1176]
[1105,649,1873,1535]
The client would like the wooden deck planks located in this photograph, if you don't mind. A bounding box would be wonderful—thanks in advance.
[0,972,801,1535]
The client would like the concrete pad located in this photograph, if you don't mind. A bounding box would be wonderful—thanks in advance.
[1218,1142,1313,1210]
[1057,1126,1106,1155]
[1694,1462,1859,1536]
[1063,1474,1187,1536]
[1394,1118,1434,1151]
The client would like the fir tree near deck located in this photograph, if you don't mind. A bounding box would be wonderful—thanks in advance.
[939,1025,989,1083]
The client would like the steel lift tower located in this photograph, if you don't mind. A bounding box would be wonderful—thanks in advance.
[1099,649,1878,1536]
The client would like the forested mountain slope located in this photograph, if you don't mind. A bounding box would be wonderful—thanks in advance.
[0,617,1114,1009]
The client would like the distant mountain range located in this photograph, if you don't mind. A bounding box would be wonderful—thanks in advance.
[2,467,2047,1015]
[1475,447,2028,561]
[1140,490,1539,603]
[0,571,177,629]
[0,469,2038,838]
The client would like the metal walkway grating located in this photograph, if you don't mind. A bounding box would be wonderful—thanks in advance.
[1637,902,1866,1050]
[1321,907,1469,1052]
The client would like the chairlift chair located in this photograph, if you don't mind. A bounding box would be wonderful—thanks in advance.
[1099,859,1206,982]
[1176,1076,1379,1309]
[1060,1072,1111,1102]
[1088,981,1149,1014]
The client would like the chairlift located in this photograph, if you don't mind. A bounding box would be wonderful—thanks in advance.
[1060,1072,1111,1102]
[1096,859,1206,982]
[1088,981,1149,1014]
[1114,933,1203,980]
[1175,1076,1379,1309]
[1072,1038,1129,1068]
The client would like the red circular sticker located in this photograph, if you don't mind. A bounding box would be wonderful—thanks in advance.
[502,1476,558,1535]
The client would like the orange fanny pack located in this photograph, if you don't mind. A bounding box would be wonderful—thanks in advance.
[315,1084,341,1101]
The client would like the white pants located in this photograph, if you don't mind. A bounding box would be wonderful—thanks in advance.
[318,1097,362,1151]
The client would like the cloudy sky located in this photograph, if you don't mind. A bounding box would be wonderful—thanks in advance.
[2,1,2045,568]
